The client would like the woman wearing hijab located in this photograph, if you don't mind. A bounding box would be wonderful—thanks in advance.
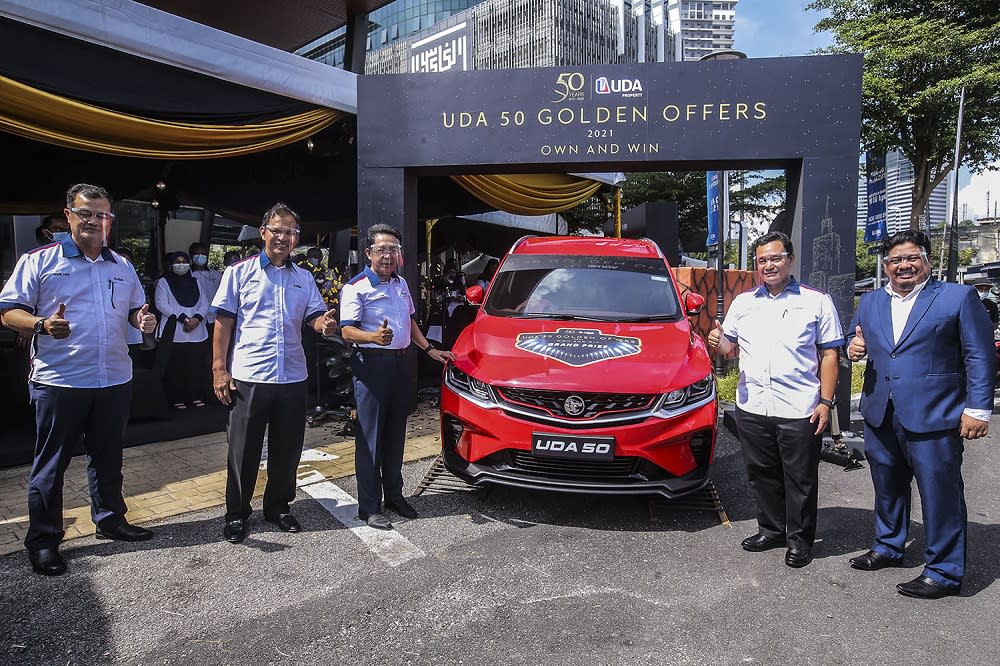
[154,252,210,409]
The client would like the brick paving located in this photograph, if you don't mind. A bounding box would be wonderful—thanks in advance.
[0,399,442,555]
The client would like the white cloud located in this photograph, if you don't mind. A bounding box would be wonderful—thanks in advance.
[958,162,1000,220]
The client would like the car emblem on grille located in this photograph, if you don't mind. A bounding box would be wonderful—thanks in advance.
[563,395,586,416]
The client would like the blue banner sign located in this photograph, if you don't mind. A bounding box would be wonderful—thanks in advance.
[706,171,721,247]
[864,152,887,243]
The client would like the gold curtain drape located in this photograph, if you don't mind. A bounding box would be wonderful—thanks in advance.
[451,174,602,215]
[0,74,342,159]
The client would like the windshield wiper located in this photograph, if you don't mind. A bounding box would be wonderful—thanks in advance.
[516,313,616,321]
[620,315,678,322]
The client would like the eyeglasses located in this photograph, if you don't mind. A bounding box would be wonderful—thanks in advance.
[884,252,926,266]
[69,208,115,222]
[755,252,789,267]
[370,245,402,256]
[263,225,300,239]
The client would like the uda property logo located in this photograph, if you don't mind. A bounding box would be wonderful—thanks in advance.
[594,76,644,98]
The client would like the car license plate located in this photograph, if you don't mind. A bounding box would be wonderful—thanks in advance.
[531,433,615,461]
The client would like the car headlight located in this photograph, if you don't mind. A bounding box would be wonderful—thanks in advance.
[446,364,495,404]
[658,374,715,412]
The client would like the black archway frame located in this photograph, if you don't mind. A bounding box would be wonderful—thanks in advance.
[357,56,863,415]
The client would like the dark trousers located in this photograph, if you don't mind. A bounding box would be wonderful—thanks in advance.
[864,400,966,586]
[225,379,307,521]
[734,407,822,550]
[352,349,416,516]
[26,382,131,550]
[163,341,204,405]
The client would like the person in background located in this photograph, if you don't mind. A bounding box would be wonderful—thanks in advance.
[475,258,499,293]
[223,250,242,268]
[340,224,454,530]
[972,279,999,332]
[707,230,843,569]
[33,215,70,247]
[0,183,157,576]
[846,230,993,599]
[189,242,222,311]
[154,251,209,409]
[211,203,338,544]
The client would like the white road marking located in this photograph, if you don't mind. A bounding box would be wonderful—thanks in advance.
[296,470,425,567]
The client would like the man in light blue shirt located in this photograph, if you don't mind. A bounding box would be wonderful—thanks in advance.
[0,183,158,576]
[708,231,843,569]
[340,224,453,530]
[211,203,338,544]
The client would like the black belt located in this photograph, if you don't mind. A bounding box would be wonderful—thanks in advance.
[355,346,409,356]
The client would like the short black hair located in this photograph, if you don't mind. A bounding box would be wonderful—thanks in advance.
[751,230,793,256]
[881,229,931,257]
[188,241,207,254]
[366,223,401,248]
[261,202,301,228]
[66,183,111,208]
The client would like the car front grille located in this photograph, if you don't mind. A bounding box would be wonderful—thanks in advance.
[496,387,657,420]
[508,451,639,480]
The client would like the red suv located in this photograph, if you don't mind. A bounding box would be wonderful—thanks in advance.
[440,236,717,499]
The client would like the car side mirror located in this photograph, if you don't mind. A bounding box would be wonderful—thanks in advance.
[684,291,705,316]
[466,285,484,305]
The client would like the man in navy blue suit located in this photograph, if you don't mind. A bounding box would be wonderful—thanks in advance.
[847,230,994,599]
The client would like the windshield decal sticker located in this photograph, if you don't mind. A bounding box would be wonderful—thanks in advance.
[515,328,641,366]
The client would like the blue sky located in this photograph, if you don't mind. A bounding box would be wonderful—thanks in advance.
[732,1,833,58]
[731,0,996,219]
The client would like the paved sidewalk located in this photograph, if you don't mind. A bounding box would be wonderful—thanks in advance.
[0,399,442,555]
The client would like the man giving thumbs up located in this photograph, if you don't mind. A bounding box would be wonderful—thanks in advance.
[0,183,157,576]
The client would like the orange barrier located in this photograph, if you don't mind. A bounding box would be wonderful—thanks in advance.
[673,267,757,341]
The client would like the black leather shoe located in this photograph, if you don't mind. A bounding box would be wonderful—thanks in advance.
[96,522,154,542]
[266,513,301,533]
[896,575,961,599]
[359,512,393,530]
[849,550,904,571]
[384,498,419,519]
[741,533,786,552]
[223,519,247,544]
[785,547,813,568]
[28,547,66,576]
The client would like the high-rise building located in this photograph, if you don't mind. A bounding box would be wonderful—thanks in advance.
[298,0,675,73]
[856,150,949,235]
[664,0,738,61]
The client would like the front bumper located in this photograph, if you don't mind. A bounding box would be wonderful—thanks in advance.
[439,384,718,500]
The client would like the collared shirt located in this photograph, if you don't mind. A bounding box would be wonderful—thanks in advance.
[884,278,990,422]
[722,277,844,419]
[211,253,326,384]
[339,265,415,350]
[192,267,223,322]
[885,277,929,344]
[0,237,144,388]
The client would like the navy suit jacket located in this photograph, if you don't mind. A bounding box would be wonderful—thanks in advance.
[848,279,994,433]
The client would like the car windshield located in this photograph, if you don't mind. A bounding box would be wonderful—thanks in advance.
[483,254,681,321]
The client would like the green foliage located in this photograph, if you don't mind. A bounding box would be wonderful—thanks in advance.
[809,0,1000,228]
[716,367,739,404]
[855,229,878,279]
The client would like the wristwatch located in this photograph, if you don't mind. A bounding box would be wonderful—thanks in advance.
[422,342,435,354]
[33,318,48,335]
[818,398,834,408]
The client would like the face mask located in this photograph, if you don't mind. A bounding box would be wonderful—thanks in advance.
[172,264,190,276]
[309,257,322,267]
[193,254,208,267]
[979,290,991,300]
[51,231,70,243]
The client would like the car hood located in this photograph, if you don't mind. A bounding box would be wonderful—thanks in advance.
[452,315,712,394]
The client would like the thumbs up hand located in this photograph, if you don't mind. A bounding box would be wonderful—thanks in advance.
[320,309,339,337]
[706,319,730,354]
[848,324,866,362]
[136,303,157,334]
[372,318,394,346]
[46,302,71,339]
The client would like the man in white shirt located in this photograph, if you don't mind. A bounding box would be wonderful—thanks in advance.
[708,231,843,569]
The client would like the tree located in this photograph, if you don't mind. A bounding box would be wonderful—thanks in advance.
[855,229,877,280]
[809,0,1000,228]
